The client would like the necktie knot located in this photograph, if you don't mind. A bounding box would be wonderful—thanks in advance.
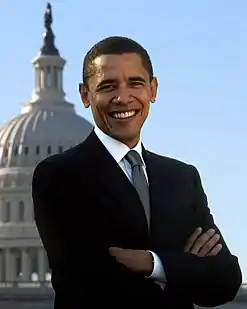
[125,150,143,168]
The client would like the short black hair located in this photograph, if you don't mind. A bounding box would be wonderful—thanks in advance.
[82,36,154,86]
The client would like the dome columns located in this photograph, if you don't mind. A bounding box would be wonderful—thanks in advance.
[0,247,48,282]
[30,55,66,104]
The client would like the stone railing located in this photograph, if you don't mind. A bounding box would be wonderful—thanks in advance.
[0,282,54,309]
[0,281,52,288]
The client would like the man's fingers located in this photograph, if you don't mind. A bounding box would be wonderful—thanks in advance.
[184,227,202,252]
[190,228,216,255]
[109,247,123,256]
[207,244,223,257]
[197,233,220,257]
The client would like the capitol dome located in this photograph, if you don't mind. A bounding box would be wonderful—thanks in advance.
[0,3,92,284]
[0,107,92,169]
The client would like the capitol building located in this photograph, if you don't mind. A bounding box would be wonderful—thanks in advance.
[0,2,92,290]
[0,3,245,309]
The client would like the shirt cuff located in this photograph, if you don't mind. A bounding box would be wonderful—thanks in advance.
[146,251,167,282]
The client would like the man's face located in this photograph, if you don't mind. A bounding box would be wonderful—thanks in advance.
[80,53,158,147]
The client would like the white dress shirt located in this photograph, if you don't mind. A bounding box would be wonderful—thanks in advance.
[94,126,166,282]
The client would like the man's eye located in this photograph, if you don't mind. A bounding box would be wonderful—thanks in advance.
[130,81,143,86]
[99,84,114,91]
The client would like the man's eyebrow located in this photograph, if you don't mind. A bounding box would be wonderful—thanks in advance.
[128,76,146,83]
[96,76,146,88]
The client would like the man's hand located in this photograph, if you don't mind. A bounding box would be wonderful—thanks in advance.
[184,227,222,257]
[109,247,153,276]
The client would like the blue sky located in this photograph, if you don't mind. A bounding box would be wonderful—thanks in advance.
[0,1,246,281]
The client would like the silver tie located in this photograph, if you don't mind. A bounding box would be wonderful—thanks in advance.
[125,150,150,227]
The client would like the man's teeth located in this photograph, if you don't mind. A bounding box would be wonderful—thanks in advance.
[112,111,136,119]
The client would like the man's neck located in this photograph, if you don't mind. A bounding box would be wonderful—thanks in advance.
[94,125,141,148]
[94,125,144,164]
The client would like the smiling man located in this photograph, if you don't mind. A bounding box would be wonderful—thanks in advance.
[32,36,242,309]
[81,51,156,148]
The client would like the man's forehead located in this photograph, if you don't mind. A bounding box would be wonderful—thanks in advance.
[93,53,143,70]
[92,53,146,78]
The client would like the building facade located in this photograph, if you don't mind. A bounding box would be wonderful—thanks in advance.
[0,3,92,285]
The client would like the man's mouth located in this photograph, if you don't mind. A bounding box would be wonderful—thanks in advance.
[109,110,139,119]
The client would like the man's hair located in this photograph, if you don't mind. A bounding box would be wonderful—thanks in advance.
[82,36,154,86]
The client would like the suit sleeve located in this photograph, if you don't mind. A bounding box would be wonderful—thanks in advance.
[32,159,163,307]
[156,165,242,307]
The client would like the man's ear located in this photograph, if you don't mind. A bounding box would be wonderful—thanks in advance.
[150,77,158,103]
[79,83,90,108]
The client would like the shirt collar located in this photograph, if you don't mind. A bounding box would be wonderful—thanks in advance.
[94,125,145,166]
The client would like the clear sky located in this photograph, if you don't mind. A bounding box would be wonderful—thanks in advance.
[0,1,246,281]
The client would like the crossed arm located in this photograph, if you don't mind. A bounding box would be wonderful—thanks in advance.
[33,160,242,307]
[109,165,242,307]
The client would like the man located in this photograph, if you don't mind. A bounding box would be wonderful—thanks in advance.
[32,36,242,308]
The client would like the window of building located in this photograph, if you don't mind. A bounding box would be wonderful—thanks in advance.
[3,202,11,222]
[14,146,19,156]
[53,67,58,88]
[4,146,9,158]
[15,253,22,279]
[46,66,52,87]
[36,146,40,155]
[31,249,38,274]
[47,146,51,155]
[18,201,25,222]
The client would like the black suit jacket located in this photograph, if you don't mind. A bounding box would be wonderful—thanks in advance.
[32,131,242,309]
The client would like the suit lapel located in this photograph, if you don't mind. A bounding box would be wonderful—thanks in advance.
[143,150,177,248]
[81,132,149,236]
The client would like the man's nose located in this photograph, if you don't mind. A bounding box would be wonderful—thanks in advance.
[115,86,131,104]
